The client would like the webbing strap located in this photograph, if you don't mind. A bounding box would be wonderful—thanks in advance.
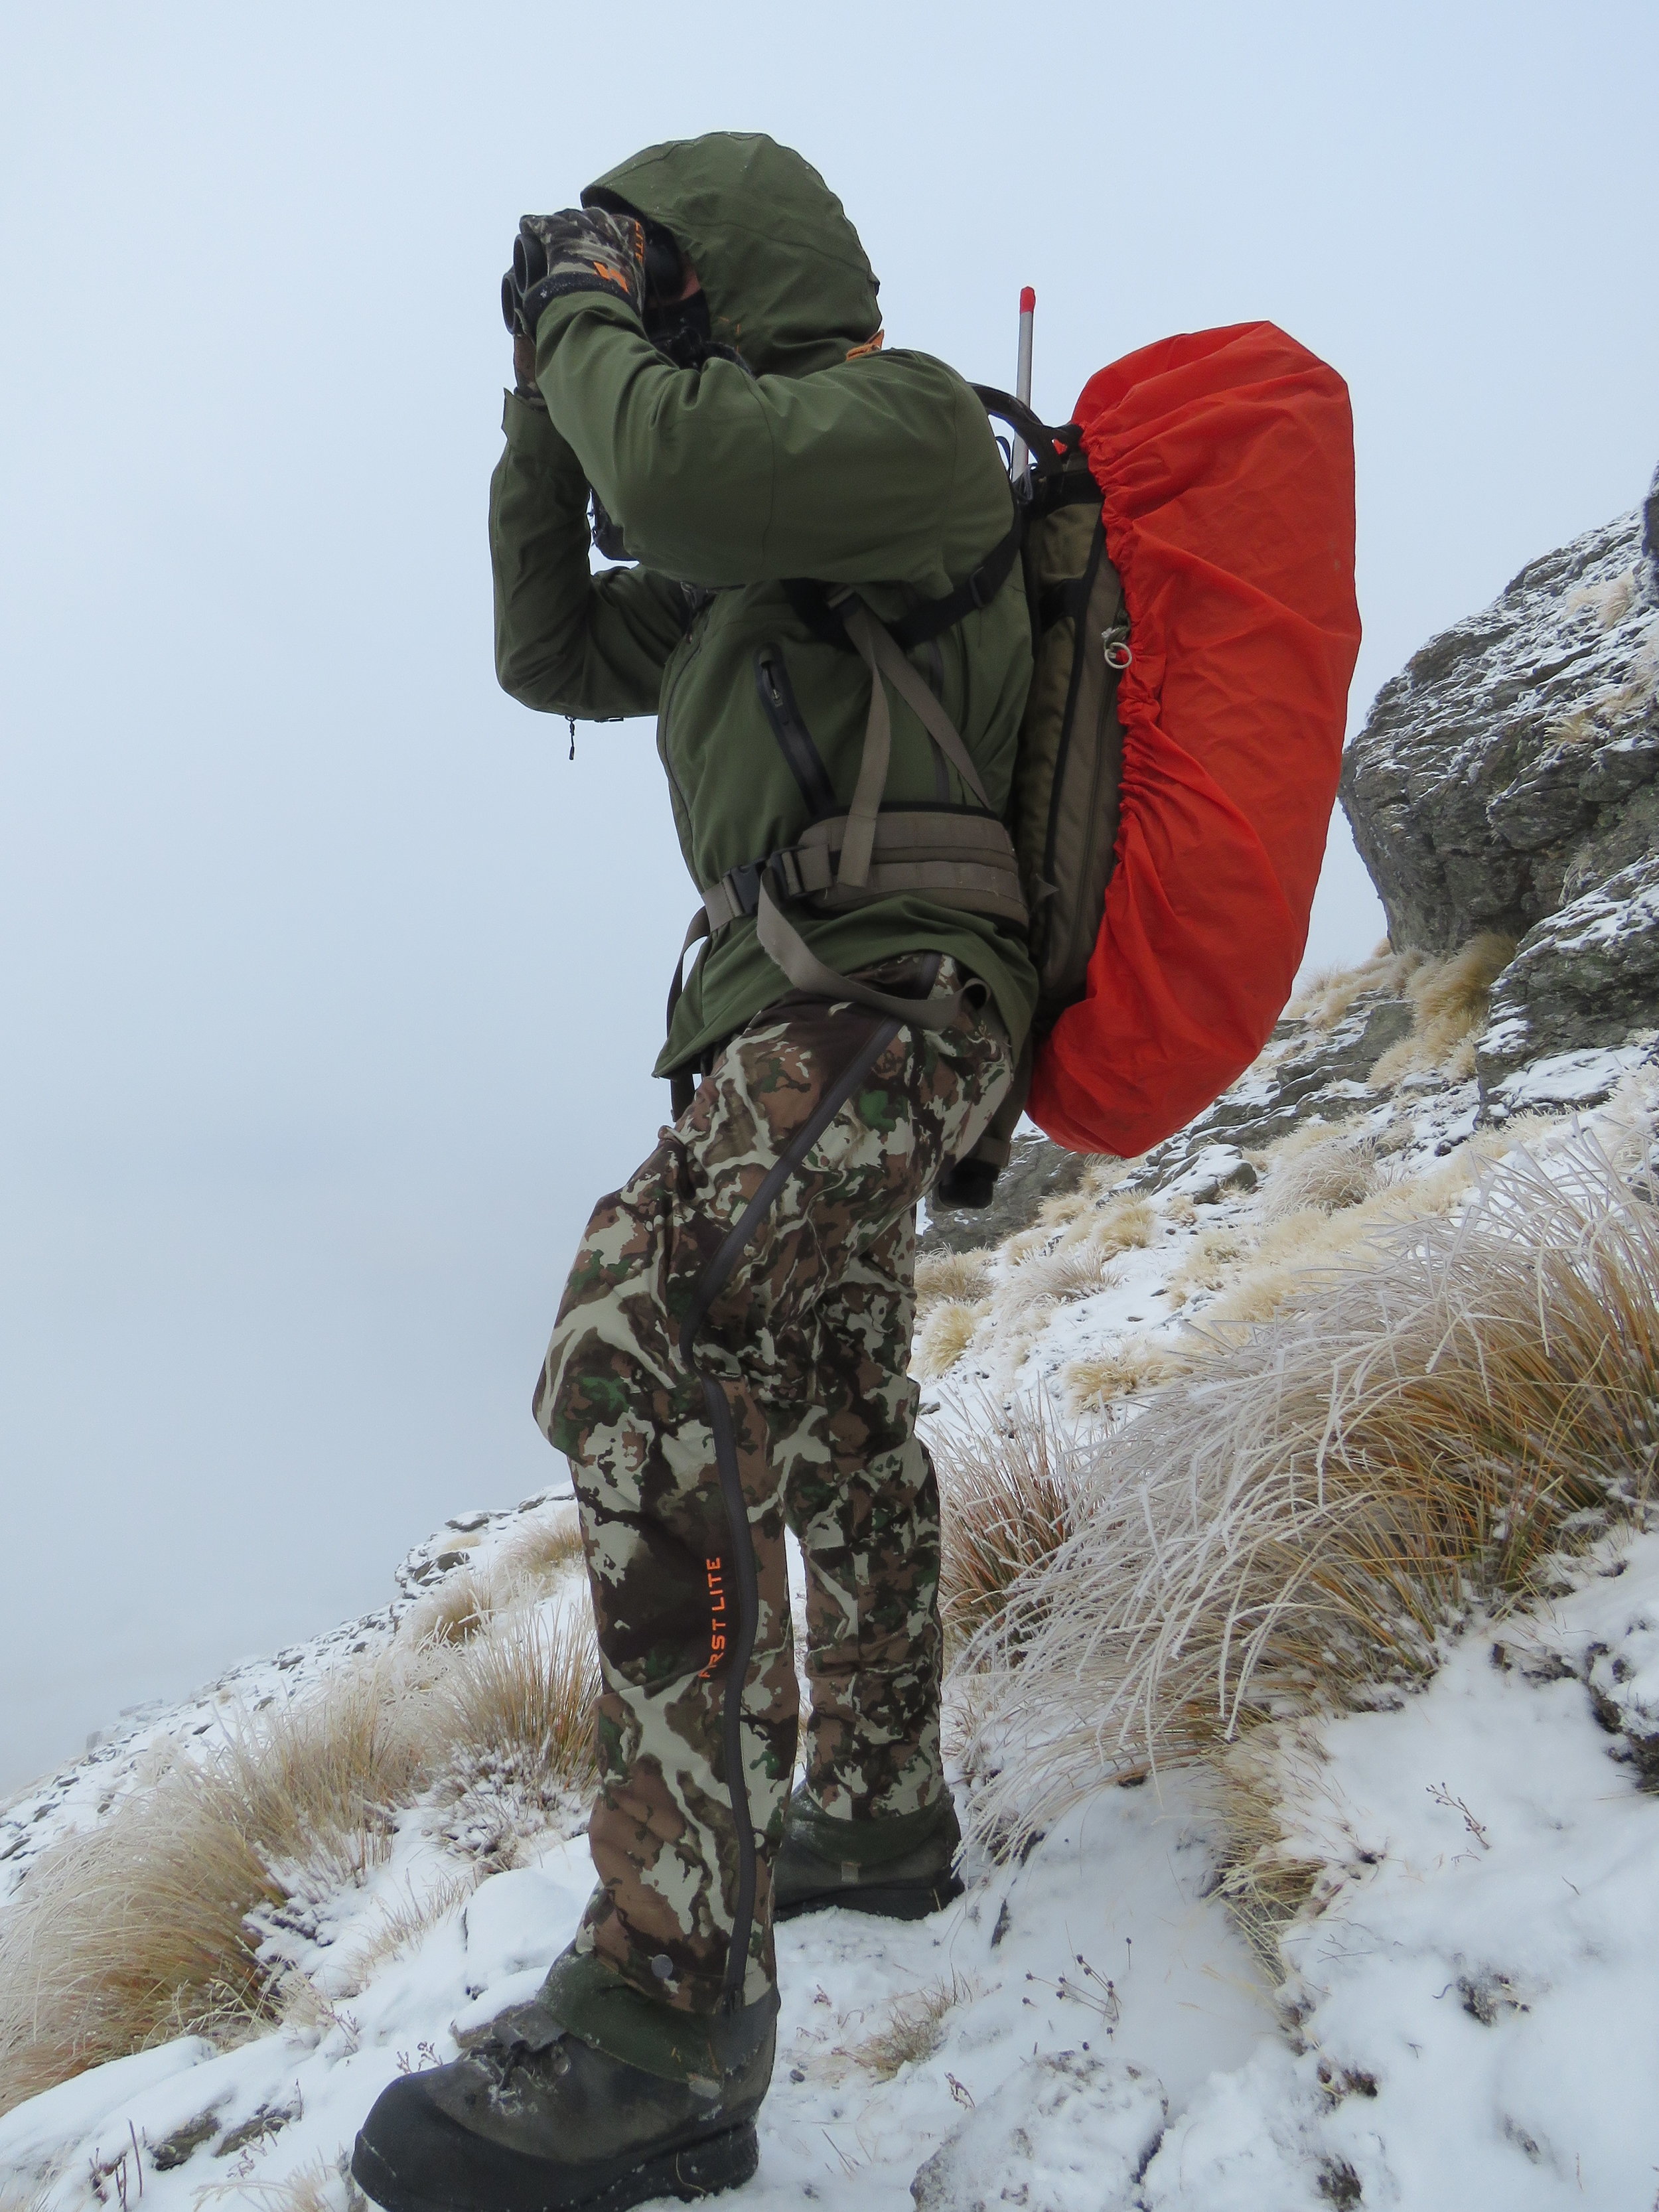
[755,882,967,1029]
[835,607,894,890]
[782,512,1023,656]
[843,605,993,810]
[667,908,711,1033]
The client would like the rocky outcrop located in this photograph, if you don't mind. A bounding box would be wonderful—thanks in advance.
[1341,468,1659,955]
[1476,851,1659,1092]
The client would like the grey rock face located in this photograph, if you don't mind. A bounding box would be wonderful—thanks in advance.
[1475,851,1659,1091]
[1342,474,1659,955]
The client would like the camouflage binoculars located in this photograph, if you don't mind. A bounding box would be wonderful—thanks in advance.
[500,214,684,336]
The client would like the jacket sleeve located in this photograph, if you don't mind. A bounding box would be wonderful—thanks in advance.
[489,389,691,719]
[531,298,1007,596]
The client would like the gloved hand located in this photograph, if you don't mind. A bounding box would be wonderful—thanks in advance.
[501,208,646,344]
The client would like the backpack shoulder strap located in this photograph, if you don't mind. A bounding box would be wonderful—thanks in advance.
[783,508,1025,654]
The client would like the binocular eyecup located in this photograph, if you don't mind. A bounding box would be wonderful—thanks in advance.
[502,224,548,335]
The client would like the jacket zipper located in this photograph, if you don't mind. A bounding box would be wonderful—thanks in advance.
[755,648,838,818]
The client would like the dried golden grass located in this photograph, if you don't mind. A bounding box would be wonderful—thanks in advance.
[493,1506,585,1588]
[1063,1339,1192,1417]
[1065,1195,1156,1259]
[1169,1226,1252,1301]
[999,1244,1123,1314]
[1566,566,1638,628]
[913,1298,987,1379]
[1286,944,1417,1030]
[915,1250,993,1307]
[1204,1732,1328,1974]
[966,1141,1659,1846]
[1034,1188,1091,1232]
[0,1611,599,2117]
[1260,1134,1384,1223]
[400,1507,585,1649]
[439,1613,599,1807]
[934,1398,1088,1654]
[1079,1156,1135,1203]
[851,1972,973,2080]
[1196,1121,1565,1334]
[404,1569,494,1647]
[1368,932,1515,1088]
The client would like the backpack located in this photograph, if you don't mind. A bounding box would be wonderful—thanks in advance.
[999,323,1361,1173]
[685,321,1360,1199]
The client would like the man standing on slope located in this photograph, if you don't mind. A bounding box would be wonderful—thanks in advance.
[354,131,1035,2212]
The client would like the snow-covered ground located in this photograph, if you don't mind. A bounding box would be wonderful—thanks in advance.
[5,982,1659,2211]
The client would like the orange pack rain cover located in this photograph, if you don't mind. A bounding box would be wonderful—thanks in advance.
[1028,322,1361,1158]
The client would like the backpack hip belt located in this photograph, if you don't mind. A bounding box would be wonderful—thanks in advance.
[701,808,1029,934]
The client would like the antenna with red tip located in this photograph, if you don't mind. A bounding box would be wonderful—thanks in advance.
[1011,287,1036,486]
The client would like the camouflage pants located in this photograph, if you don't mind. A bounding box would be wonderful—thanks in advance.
[534,958,1011,2015]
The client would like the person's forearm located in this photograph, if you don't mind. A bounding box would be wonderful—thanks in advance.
[532,297,989,594]
[490,391,681,719]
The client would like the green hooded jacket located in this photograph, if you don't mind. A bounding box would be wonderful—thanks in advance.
[488,132,1038,1078]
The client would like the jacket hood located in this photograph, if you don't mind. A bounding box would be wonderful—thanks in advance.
[583,132,880,379]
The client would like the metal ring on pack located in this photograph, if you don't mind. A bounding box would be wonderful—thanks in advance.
[1104,636,1133,670]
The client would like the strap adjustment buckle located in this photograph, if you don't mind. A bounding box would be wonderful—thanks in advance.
[719,848,804,919]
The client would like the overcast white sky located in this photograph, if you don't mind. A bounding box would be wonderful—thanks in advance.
[3,2,1656,1793]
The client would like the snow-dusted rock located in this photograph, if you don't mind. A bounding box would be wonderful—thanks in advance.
[1476,851,1659,1090]
[1342,463,1659,956]
[909,2048,1167,2211]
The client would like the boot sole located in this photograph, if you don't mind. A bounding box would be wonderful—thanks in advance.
[352,2116,758,2212]
[775,1871,964,1924]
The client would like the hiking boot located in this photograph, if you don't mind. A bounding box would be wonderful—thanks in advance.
[351,1948,776,2212]
[772,1783,964,1923]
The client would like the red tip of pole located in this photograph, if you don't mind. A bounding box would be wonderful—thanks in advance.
[1019,285,1037,314]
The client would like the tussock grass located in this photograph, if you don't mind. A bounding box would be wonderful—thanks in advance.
[1034,1189,1090,1232]
[934,1399,1086,1653]
[405,1569,494,1646]
[1169,1226,1252,1301]
[1194,1120,1563,1334]
[1287,943,1415,1030]
[1566,567,1638,628]
[1000,1245,1123,1313]
[1063,1339,1191,1418]
[916,1250,993,1307]
[401,1505,584,1649]
[439,1613,599,1812]
[851,1972,973,2080]
[0,1611,599,2118]
[1368,932,1515,1088]
[1205,1732,1328,1973]
[1260,1134,1384,1223]
[493,1505,585,1588]
[1062,1195,1155,1259]
[1079,1156,1135,1203]
[0,1669,423,2112]
[913,1298,987,1380]
[964,1142,1659,1846]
